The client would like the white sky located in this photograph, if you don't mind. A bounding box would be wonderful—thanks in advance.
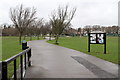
[0,0,119,28]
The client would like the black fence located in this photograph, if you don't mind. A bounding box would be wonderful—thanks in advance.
[0,61,1,80]
[0,47,31,80]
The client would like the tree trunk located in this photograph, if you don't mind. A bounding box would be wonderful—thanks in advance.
[24,35,26,40]
[30,35,32,41]
[43,34,45,39]
[55,35,59,44]
[49,34,51,41]
[37,35,39,40]
[19,33,22,45]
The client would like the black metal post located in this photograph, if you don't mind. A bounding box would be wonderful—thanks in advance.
[0,62,2,80]
[14,59,17,80]
[2,61,7,80]
[96,33,98,44]
[24,53,27,70]
[104,33,106,54]
[28,49,31,67]
[20,55,23,80]
[88,33,90,52]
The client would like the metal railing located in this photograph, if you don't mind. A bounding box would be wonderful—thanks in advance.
[1,47,31,80]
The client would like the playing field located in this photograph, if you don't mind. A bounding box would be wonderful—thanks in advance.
[47,36,119,64]
[2,36,44,60]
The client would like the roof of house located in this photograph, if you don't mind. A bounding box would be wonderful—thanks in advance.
[91,31,105,33]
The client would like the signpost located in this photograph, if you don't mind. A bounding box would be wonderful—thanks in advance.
[88,32,106,54]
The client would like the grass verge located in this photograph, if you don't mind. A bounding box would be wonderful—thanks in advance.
[47,36,118,64]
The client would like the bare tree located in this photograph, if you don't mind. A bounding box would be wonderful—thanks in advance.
[40,24,48,39]
[35,19,44,40]
[27,22,36,41]
[45,22,52,40]
[50,5,76,44]
[10,4,37,44]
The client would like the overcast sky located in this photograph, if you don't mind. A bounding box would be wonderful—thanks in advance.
[0,0,119,28]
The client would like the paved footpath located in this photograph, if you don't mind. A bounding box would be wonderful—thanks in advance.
[25,39,118,78]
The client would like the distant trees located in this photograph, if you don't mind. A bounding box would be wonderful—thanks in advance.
[84,25,91,34]
[79,25,120,36]
[111,26,119,34]
[2,27,18,36]
[35,19,44,40]
[1,24,18,36]
[27,22,36,41]
[44,22,52,40]
[50,5,76,44]
[10,4,37,44]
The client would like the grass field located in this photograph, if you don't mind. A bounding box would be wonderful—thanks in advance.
[2,36,44,60]
[1,36,119,78]
[47,36,119,64]
[2,36,44,78]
